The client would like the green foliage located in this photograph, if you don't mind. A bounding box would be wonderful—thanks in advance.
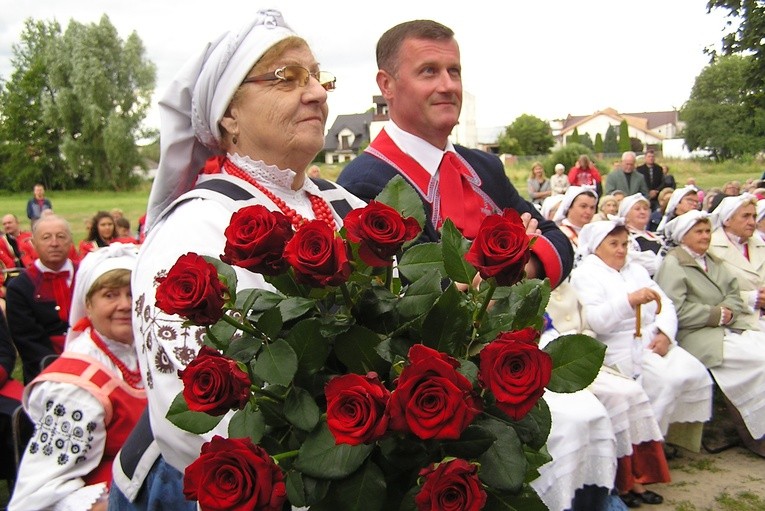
[542,143,596,174]
[0,15,156,191]
[579,132,594,150]
[681,55,765,159]
[604,125,619,153]
[629,137,643,153]
[566,127,580,145]
[499,114,554,156]
[618,120,631,152]
[594,133,604,153]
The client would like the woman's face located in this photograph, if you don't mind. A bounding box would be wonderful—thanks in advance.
[567,194,596,227]
[223,44,328,172]
[601,200,618,216]
[594,230,629,271]
[532,165,544,178]
[675,192,700,216]
[724,203,756,240]
[98,217,115,240]
[682,221,712,255]
[626,201,651,230]
[87,285,133,344]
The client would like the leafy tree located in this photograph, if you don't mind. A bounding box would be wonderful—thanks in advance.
[629,138,644,153]
[543,143,597,174]
[618,120,631,152]
[604,125,619,153]
[0,15,156,191]
[567,127,580,145]
[579,132,594,150]
[681,54,763,158]
[496,132,521,155]
[499,114,554,156]
[594,133,604,153]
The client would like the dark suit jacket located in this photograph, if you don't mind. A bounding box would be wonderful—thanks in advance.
[337,145,573,287]
[5,270,70,383]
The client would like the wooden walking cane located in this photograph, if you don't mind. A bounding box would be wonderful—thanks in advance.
[633,298,662,378]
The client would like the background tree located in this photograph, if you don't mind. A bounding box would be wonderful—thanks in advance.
[618,120,631,152]
[496,132,521,155]
[0,15,156,191]
[543,143,599,174]
[681,54,763,159]
[500,114,554,156]
[594,133,604,153]
[566,127,580,145]
[604,125,619,153]
[629,137,644,153]
[579,132,594,150]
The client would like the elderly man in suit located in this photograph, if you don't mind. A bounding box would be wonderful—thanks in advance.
[605,151,649,198]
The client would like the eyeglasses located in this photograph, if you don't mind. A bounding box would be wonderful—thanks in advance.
[682,197,700,206]
[241,65,336,91]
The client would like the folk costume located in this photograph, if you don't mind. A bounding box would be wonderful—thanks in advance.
[655,211,765,447]
[9,244,143,511]
[337,123,572,288]
[571,221,713,443]
[6,259,76,383]
[619,193,667,277]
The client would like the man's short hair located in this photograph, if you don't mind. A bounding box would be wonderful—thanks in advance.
[31,213,71,238]
[376,19,454,74]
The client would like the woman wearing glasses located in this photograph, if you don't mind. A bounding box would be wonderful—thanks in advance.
[656,185,700,235]
[109,10,364,509]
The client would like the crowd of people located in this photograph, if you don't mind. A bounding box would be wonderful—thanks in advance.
[0,8,763,511]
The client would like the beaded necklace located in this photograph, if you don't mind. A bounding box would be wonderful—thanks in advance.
[89,329,142,389]
[222,158,337,230]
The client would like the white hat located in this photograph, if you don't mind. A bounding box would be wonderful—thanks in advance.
[146,10,296,232]
[757,199,765,223]
[663,210,711,245]
[711,193,757,230]
[540,194,564,220]
[657,185,698,233]
[66,243,140,344]
[618,193,650,219]
[553,186,598,225]
[577,218,625,258]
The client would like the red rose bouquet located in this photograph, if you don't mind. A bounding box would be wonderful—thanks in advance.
[158,176,605,510]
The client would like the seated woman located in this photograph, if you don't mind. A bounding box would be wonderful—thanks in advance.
[541,194,564,222]
[79,211,116,258]
[571,220,712,450]
[620,193,667,277]
[648,187,674,232]
[593,194,619,222]
[757,199,765,242]
[656,185,699,235]
[655,210,765,457]
[527,161,552,207]
[9,243,143,511]
[553,186,598,248]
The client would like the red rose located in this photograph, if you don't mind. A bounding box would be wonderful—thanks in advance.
[464,208,531,286]
[283,219,351,287]
[478,328,552,421]
[155,252,227,325]
[220,205,293,276]
[184,435,287,511]
[325,372,390,445]
[179,346,251,415]
[415,458,487,511]
[388,344,482,440]
[344,201,421,267]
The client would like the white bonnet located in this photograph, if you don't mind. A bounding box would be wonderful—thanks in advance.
[553,186,598,225]
[663,210,711,245]
[577,218,625,258]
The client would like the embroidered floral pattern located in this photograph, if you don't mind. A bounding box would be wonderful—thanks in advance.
[28,400,96,465]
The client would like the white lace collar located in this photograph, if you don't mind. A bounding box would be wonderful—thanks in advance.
[227,152,321,196]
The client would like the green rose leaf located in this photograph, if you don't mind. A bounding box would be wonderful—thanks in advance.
[335,325,388,375]
[166,392,224,434]
[544,334,606,393]
[203,255,238,303]
[278,296,316,322]
[286,318,332,375]
[441,219,477,284]
[295,423,374,479]
[443,424,496,459]
[285,470,331,508]
[265,271,306,297]
[375,174,427,232]
[421,283,471,355]
[319,460,387,511]
[237,288,280,314]
[285,385,321,432]
[396,268,442,319]
[484,486,549,511]
[502,397,552,450]
[228,402,265,443]
[476,417,528,492]
[256,306,283,340]
[523,444,552,482]
[206,317,238,351]
[223,333,262,364]
[397,243,445,282]
[252,339,297,386]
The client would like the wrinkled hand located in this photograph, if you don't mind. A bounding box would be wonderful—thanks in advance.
[648,331,671,357]
[756,287,765,310]
[720,306,734,325]
[628,287,662,308]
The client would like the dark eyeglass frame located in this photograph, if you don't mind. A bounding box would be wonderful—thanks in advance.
[241,65,336,91]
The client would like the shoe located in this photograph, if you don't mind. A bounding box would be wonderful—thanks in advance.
[619,492,643,508]
[663,443,680,460]
[630,490,664,505]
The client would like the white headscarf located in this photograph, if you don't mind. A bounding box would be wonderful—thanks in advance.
[577,218,625,258]
[553,186,598,225]
[711,192,757,230]
[657,185,698,232]
[66,243,140,344]
[757,199,765,223]
[618,192,650,219]
[146,9,296,232]
[663,210,711,245]
[540,194,564,221]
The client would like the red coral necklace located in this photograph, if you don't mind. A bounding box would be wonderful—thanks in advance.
[90,329,143,389]
[222,158,336,230]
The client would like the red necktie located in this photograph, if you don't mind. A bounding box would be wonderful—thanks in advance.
[43,270,72,323]
[744,243,750,261]
[437,152,484,239]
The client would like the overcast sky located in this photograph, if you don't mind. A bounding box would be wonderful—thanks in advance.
[0,0,733,133]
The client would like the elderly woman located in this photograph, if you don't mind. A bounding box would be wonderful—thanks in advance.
[109,10,365,509]
[656,185,699,234]
[540,194,564,221]
[655,211,765,457]
[527,161,552,206]
[593,194,619,222]
[9,243,141,511]
[571,220,712,448]
[553,186,598,248]
[620,193,667,276]
[79,211,116,258]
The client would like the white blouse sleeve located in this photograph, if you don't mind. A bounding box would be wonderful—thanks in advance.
[9,381,108,511]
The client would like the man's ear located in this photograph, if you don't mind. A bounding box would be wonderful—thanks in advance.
[377,69,394,101]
